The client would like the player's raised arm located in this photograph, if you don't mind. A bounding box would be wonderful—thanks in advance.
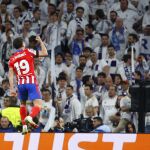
[36,36,48,57]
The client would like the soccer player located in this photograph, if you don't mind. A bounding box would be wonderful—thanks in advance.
[8,36,48,134]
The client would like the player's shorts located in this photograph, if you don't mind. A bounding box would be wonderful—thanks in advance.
[18,84,42,101]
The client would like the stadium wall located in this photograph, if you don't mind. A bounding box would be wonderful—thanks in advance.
[0,133,149,150]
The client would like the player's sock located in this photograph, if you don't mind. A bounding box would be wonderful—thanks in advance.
[29,106,41,118]
[20,105,27,125]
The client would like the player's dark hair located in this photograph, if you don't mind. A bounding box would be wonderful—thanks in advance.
[13,37,24,49]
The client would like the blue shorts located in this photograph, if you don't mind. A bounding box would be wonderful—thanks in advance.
[18,84,42,101]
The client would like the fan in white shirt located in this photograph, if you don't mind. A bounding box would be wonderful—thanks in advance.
[44,12,67,53]
[61,85,81,124]
[39,88,55,132]
[84,84,99,117]
[100,85,118,130]
[64,52,76,82]
[113,95,131,133]
[53,53,68,79]
[81,75,94,112]
[0,21,17,44]
[94,9,111,35]
[105,45,120,78]
[70,28,85,66]
[90,51,109,78]
[94,34,110,60]
[70,67,83,101]
[30,0,48,23]
[0,60,4,82]
[75,0,90,20]
[89,0,108,16]
[20,20,36,47]
[11,6,24,34]
[78,55,92,76]
[124,33,140,58]
[94,72,107,105]
[30,8,44,35]
[117,54,133,85]
[85,24,101,50]
[109,10,118,29]
[109,17,129,60]
[34,58,46,89]
[20,1,33,23]
[55,76,67,116]
[67,7,88,44]
[82,47,93,67]
[0,2,10,25]
[108,0,140,31]
[61,1,76,25]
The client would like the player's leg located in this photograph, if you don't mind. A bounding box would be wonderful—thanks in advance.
[20,101,27,125]
[18,84,28,134]
[25,84,42,128]
[30,99,42,118]
[25,99,42,128]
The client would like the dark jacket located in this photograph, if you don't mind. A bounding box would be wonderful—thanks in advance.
[0,123,17,132]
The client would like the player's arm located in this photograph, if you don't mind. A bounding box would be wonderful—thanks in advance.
[36,36,48,57]
[9,67,16,96]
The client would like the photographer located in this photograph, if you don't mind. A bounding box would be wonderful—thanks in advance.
[64,114,93,132]
[64,106,94,132]
[92,117,111,133]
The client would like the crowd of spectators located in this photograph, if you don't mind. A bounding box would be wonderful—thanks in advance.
[0,0,150,133]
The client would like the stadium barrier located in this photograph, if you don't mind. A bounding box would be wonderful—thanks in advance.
[0,133,150,150]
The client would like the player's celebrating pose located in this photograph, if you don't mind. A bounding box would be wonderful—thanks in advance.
[9,36,48,134]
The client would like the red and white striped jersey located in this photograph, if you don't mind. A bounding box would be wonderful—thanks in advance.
[9,48,38,85]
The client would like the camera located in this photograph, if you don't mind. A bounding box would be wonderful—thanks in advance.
[64,115,93,132]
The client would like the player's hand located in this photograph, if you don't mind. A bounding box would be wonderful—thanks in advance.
[10,92,17,96]
[10,90,17,96]
[36,36,42,43]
